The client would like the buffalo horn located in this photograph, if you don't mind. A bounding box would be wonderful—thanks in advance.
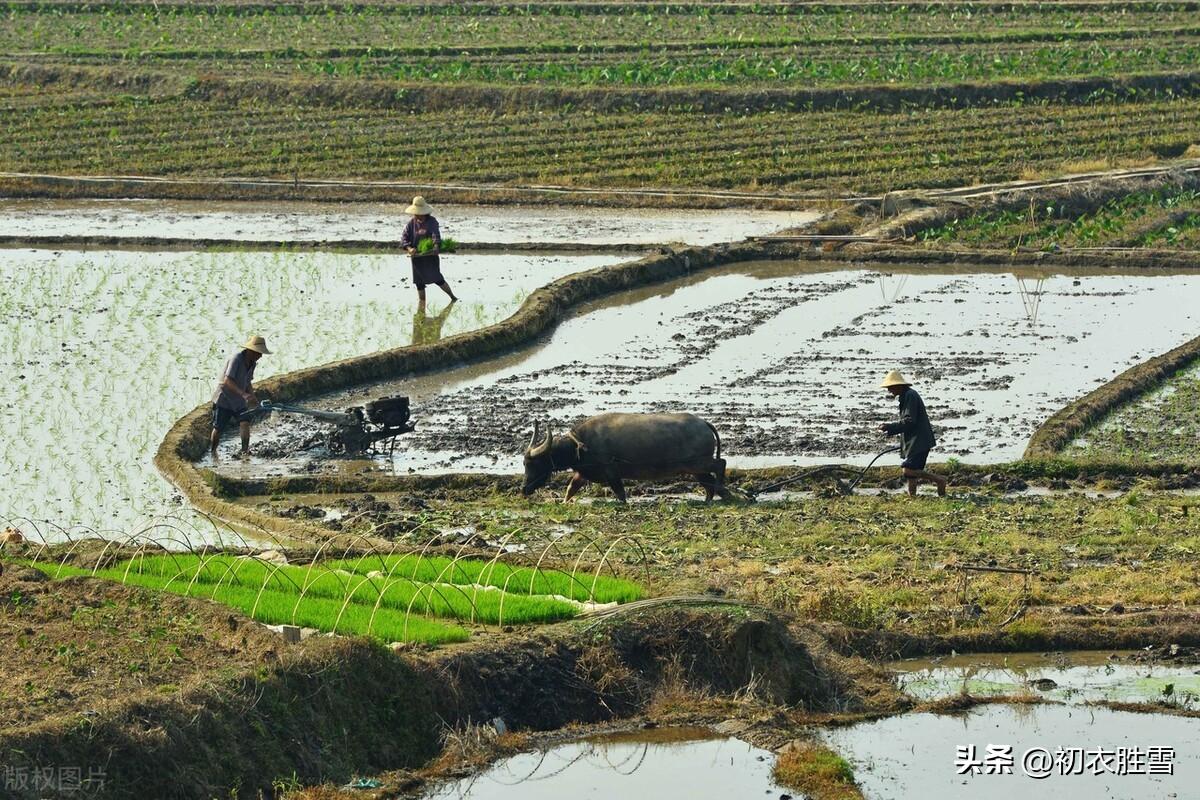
[527,421,540,452]
[530,426,553,457]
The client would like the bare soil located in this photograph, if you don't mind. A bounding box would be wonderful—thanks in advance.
[0,564,279,729]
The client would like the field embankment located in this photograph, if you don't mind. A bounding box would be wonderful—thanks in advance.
[0,556,849,800]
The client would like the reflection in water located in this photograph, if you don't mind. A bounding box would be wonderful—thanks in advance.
[423,729,788,800]
[412,302,456,346]
[1016,274,1049,325]
[877,272,909,303]
[892,650,1200,706]
[822,703,1200,800]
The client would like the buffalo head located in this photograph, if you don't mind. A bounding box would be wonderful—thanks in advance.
[522,422,556,496]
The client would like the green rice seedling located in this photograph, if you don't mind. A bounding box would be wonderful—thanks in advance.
[417,236,457,254]
[26,561,469,644]
[327,553,644,604]
[79,554,583,625]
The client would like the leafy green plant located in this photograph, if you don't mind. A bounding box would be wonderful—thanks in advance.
[417,236,457,254]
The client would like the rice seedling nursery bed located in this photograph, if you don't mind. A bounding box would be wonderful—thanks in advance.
[20,552,644,643]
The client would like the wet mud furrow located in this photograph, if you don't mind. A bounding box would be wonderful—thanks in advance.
[233,261,1200,476]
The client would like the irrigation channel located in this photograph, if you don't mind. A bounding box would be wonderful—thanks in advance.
[0,201,814,539]
[225,259,1200,477]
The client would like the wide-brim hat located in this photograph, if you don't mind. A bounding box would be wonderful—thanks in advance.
[405,195,433,215]
[243,335,271,355]
[879,369,910,388]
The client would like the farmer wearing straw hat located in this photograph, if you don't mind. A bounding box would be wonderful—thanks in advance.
[400,195,458,306]
[210,335,271,460]
[878,370,947,497]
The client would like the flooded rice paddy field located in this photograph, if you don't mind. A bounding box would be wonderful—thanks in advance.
[421,728,787,800]
[0,199,817,246]
[892,651,1200,706]
[823,703,1200,799]
[238,260,1200,476]
[1065,360,1200,463]
[0,246,621,535]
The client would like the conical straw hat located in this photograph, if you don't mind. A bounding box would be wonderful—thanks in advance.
[879,369,910,388]
[404,195,434,215]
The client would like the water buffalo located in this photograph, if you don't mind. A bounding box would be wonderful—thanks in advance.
[522,412,733,503]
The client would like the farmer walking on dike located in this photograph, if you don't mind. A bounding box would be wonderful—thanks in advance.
[210,335,270,460]
[878,370,948,497]
[400,195,458,306]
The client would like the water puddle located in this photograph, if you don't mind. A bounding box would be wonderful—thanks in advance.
[421,727,789,800]
[0,248,621,537]
[250,261,1200,475]
[0,199,817,246]
[892,651,1200,705]
[821,704,1200,799]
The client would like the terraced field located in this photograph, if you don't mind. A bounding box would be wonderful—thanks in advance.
[4,95,1199,194]
[7,3,1200,86]
[2,0,1199,195]
[920,185,1200,247]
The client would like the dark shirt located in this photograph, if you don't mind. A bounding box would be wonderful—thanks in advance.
[884,387,936,457]
[212,350,256,412]
[400,216,441,251]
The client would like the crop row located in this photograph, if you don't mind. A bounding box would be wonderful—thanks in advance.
[18,38,1200,87]
[5,5,1195,55]
[292,42,1200,86]
[3,95,1197,193]
[921,186,1200,248]
[14,97,1187,163]
[8,92,1196,153]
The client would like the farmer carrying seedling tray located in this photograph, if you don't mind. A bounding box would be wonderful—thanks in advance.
[400,195,458,306]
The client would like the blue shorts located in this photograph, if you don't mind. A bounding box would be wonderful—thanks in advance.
[901,450,930,470]
[212,404,255,431]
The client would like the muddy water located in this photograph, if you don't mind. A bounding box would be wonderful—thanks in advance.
[892,651,1200,705]
[0,248,621,538]
[821,704,1200,799]
[0,199,817,246]
[247,261,1200,476]
[421,728,789,799]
